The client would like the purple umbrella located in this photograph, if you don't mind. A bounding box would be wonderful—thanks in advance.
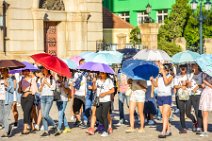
[9,61,38,74]
[77,62,115,74]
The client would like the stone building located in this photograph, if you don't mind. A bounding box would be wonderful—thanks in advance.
[0,0,103,60]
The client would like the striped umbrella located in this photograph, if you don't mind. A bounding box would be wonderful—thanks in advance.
[133,49,171,62]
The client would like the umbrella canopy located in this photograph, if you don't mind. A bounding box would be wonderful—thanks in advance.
[62,59,77,69]
[77,62,115,74]
[85,53,122,65]
[117,48,140,60]
[196,54,212,77]
[31,53,71,78]
[80,51,96,58]
[0,60,25,69]
[98,51,123,62]
[172,50,201,64]
[133,49,171,62]
[121,60,159,80]
[9,61,38,74]
[70,56,83,66]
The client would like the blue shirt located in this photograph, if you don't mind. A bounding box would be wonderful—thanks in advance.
[5,76,15,105]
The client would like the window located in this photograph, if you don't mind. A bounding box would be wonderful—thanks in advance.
[157,10,168,23]
[137,11,149,24]
[118,12,130,23]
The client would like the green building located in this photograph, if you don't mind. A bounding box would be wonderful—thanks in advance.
[103,0,176,26]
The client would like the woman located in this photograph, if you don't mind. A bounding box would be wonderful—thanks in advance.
[150,63,173,138]
[93,72,114,137]
[34,70,43,131]
[125,79,147,133]
[199,73,212,137]
[0,68,16,137]
[19,69,37,134]
[54,75,71,136]
[189,64,203,134]
[39,67,56,137]
[174,64,197,133]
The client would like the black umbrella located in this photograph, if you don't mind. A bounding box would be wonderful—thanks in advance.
[0,60,25,70]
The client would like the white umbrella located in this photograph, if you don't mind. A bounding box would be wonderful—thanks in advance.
[133,49,171,62]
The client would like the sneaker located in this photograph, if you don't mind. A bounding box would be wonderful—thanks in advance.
[40,125,44,131]
[116,120,124,126]
[13,122,18,129]
[196,128,202,135]
[54,130,62,136]
[200,132,208,137]
[70,116,76,122]
[1,133,9,138]
[101,131,108,137]
[179,128,187,134]
[41,132,49,137]
[63,127,71,134]
[74,121,82,127]
[125,128,135,133]
[35,124,40,131]
[86,127,95,135]
[148,120,155,125]
[79,122,87,129]
[174,109,179,114]
[138,128,145,133]
[144,119,148,123]
[192,122,197,132]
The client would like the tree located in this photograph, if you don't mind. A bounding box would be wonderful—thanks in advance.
[158,0,191,54]
[129,26,141,47]
[184,9,212,52]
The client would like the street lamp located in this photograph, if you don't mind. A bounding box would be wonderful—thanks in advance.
[145,3,152,23]
[190,0,211,54]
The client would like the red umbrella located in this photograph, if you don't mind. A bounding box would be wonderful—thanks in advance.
[31,53,71,78]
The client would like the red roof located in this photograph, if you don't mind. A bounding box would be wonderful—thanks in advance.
[103,8,134,29]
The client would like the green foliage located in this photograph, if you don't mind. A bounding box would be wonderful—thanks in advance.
[158,40,182,56]
[130,26,141,47]
[184,9,212,52]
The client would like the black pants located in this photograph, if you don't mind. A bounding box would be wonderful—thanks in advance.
[21,95,34,124]
[189,95,202,128]
[177,96,196,129]
[96,102,111,132]
[73,96,85,115]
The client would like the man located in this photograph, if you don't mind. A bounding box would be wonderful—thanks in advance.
[73,59,87,128]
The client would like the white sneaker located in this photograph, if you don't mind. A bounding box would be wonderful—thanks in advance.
[148,120,155,125]
[145,119,148,123]
[40,125,44,131]
[101,131,109,137]
[200,132,208,137]
[35,124,40,131]
[71,116,76,122]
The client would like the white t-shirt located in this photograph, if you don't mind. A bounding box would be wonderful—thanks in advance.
[190,72,203,95]
[157,74,173,96]
[0,79,5,100]
[40,76,56,96]
[96,78,114,103]
[73,72,87,97]
[174,74,189,86]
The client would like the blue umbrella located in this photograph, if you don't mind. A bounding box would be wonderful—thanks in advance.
[172,50,201,64]
[9,61,38,74]
[121,60,159,80]
[117,48,140,61]
[62,59,77,69]
[196,54,212,77]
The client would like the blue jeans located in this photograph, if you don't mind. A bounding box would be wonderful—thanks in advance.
[118,92,130,121]
[41,96,55,131]
[56,101,69,130]
[83,90,93,123]
[0,100,12,134]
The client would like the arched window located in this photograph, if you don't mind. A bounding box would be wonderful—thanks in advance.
[39,0,65,11]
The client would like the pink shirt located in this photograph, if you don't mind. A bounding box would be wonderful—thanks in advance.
[118,73,129,93]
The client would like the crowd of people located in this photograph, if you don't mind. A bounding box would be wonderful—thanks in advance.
[0,58,211,139]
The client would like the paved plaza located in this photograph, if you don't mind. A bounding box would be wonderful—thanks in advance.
[0,97,212,141]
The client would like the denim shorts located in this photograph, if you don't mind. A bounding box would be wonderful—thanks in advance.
[157,96,172,106]
[130,90,145,103]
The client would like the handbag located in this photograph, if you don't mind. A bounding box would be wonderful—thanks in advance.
[178,88,190,101]
[53,91,61,101]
